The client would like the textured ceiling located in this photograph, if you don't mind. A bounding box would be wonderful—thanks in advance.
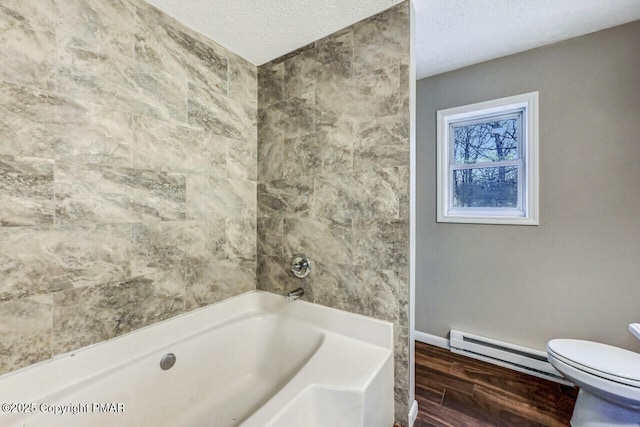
[415,0,640,79]
[142,0,403,65]
[144,0,640,79]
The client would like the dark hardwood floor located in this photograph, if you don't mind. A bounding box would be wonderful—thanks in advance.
[414,341,579,427]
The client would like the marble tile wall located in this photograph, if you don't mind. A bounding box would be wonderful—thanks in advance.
[256,3,410,424]
[2,0,410,424]
[0,0,257,374]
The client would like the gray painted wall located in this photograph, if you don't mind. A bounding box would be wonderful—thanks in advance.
[416,21,640,352]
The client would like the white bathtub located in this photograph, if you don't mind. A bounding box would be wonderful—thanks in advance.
[0,290,394,427]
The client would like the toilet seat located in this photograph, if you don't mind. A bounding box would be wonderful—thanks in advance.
[547,339,640,388]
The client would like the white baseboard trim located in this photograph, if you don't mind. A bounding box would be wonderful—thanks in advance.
[408,399,418,427]
[414,330,449,349]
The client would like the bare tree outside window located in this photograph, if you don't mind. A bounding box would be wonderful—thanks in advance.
[451,117,521,208]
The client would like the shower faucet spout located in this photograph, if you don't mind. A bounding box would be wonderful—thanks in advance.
[286,287,305,302]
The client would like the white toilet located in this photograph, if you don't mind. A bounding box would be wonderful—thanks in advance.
[547,324,640,426]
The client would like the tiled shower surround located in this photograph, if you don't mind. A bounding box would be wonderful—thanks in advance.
[0,0,409,423]
[256,4,410,421]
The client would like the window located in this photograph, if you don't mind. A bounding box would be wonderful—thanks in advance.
[436,92,539,225]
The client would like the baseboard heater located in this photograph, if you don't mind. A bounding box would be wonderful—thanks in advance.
[449,329,572,386]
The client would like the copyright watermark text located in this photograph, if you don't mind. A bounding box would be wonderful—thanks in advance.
[2,402,125,415]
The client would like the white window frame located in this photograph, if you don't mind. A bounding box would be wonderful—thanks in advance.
[436,92,539,225]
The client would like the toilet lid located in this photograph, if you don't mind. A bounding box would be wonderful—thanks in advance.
[548,339,640,388]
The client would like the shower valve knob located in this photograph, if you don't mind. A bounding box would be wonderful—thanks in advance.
[290,254,311,279]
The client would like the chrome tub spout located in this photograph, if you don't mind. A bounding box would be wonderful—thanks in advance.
[286,287,304,302]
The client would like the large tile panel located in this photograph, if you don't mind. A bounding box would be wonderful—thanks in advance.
[353,2,410,76]
[53,100,132,167]
[284,131,353,178]
[354,115,409,171]
[126,269,186,328]
[127,168,186,222]
[51,281,134,355]
[258,62,284,109]
[314,263,403,323]
[188,82,255,141]
[0,156,54,227]
[257,217,283,257]
[134,2,229,97]
[0,225,131,301]
[187,175,256,220]
[282,217,353,265]
[0,81,58,159]
[352,219,409,271]
[183,220,226,264]
[185,258,255,310]
[257,177,313,218]
[131,221,185,277]
[131,115,225,174]
[0,295,52,374]
[0,1,57,90]
[0,0,258,379]
[314,168,402,220]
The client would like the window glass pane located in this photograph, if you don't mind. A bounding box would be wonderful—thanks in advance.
[453,166,518,208]
[452,117,519,164]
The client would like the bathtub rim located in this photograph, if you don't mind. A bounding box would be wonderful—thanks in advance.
[0,290,393,402]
